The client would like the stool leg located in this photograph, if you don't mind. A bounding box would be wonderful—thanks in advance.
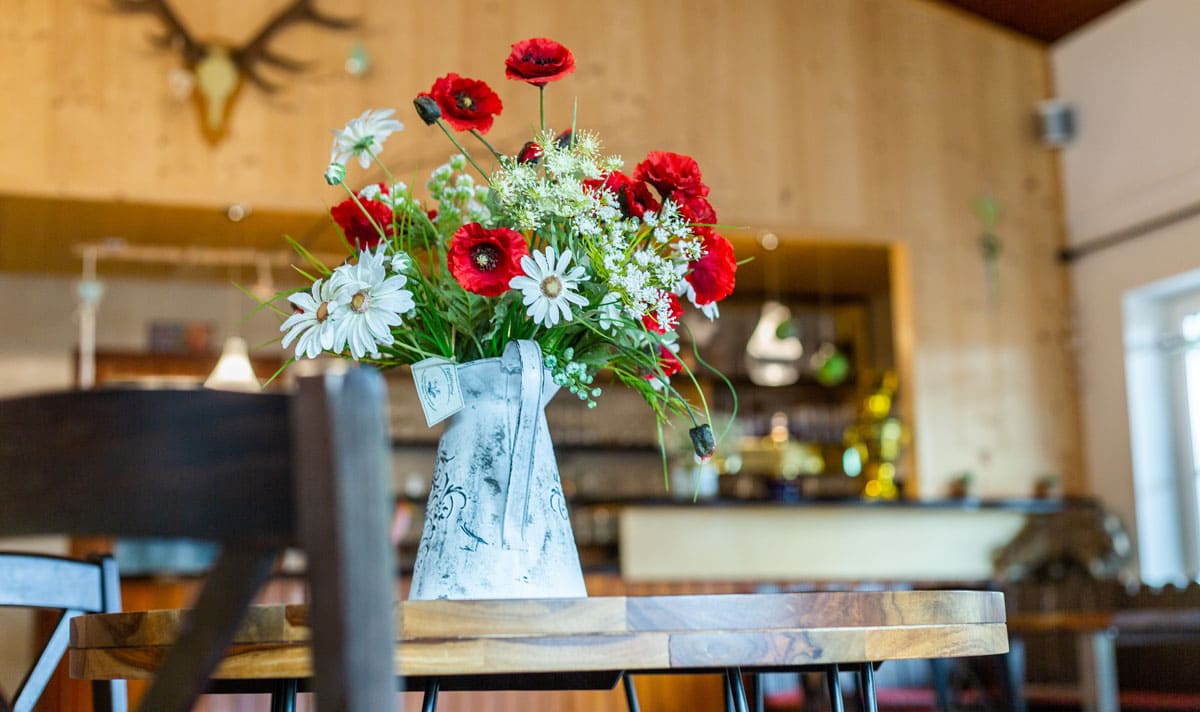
[725,668,750,712]
[623,672,641,712]
[421,678,440,712]
[269,678,297,712]
[1001,636,1028,712]
[1077,630,1118,712]
[826,665,844,712]
[857,664,878,712]
[930,658,953,712]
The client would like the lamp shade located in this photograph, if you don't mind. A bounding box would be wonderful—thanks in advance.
[204,337,261,392]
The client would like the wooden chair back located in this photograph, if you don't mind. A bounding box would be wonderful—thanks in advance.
[0,552,125,712]
[0,367,398,711]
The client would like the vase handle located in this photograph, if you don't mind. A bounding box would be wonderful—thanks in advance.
[501,339,543,549]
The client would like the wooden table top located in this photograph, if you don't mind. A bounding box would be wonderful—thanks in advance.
[70,591,1009,682]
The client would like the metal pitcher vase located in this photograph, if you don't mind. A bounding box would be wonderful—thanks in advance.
[409,340,587,600]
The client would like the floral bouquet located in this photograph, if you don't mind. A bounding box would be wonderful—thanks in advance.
[279,37,737,462]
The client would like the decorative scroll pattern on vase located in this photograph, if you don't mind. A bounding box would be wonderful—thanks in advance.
[409,340,587,600]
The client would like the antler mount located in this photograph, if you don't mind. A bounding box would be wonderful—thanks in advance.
[112,0,357,143]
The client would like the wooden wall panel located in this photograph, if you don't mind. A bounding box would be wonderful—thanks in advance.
[0,0,1080,496]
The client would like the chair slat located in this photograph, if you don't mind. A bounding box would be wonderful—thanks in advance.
[13,609,76,712]
[0,389,294,542]
[0,554,104,611]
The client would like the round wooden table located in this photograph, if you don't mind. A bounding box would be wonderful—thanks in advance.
[70,590,1008,712]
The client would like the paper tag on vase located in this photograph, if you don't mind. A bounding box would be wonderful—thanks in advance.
[411,357,464,427]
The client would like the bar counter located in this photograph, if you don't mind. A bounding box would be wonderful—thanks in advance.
[612,496,1070,584]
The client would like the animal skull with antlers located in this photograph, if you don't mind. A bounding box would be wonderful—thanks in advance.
[114,0,356,143]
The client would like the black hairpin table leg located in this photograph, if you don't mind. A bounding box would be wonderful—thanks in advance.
[724,668,749,712]
[857,664,878,712]
[269,678,297,712]
[623,672,641,712]
[752,672,764,712]
[930,658,954,712]
[421,678,441,712]
[826,665,845,712]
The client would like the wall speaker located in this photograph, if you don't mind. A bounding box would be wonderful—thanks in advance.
[1037,99,1077,148]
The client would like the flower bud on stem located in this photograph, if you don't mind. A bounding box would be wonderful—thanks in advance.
[689,424,716,461]
[413,95,441,125]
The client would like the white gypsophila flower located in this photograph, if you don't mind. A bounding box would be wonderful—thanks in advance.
[651,290,680,332]
[357,183,386,202]
[574,130,602,159]
[510,247,590,328]
[330,109,404,169]
[330,247,415,359]
[365,182,420,213]
[280,278,342,359]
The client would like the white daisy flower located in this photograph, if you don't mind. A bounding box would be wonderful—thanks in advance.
[597,292,625,332]
[329,108,405,170]
[280,278,342,359]
[509,247,589,328]
[330,247,415,359]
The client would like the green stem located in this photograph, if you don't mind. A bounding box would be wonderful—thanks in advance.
[469,129,505,163]
[368,150,397,186]
[436,120,491,184]
[539,85,546,132]
[340,183,387,246]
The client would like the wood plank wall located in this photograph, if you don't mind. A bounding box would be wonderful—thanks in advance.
[0,0,1079,497]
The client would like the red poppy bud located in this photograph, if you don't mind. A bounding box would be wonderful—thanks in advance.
[689,424,716,460]
[413,94,441,125]
[517,141,542,164]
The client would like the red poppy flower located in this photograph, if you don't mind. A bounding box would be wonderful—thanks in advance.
[686,228,737,305]
[583,171,661,219]
[678,195,717,225]
[645,346,683,382]
[642,293,683,334]
[447,223,529,297]
[505,38,576,87]
[634,151,710,201]
[425,73,504,134]
[330,196,394,250]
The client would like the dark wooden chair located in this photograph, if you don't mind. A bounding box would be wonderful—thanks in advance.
[0,367,398,712]
[0,552,126,712]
